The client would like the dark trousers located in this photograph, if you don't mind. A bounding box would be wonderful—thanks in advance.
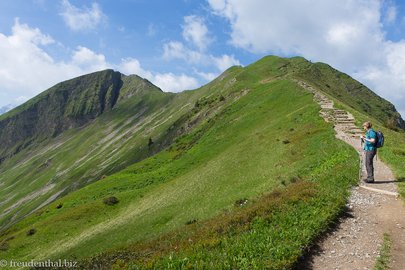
[365,149,377,181]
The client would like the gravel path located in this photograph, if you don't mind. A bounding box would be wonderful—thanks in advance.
[296,81,405,270]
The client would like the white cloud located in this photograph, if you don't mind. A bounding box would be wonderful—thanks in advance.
[71,46,108,70]
[354,41,405,106]
[163,41,189,61]
[153,73,199,92]
[0,19,199,107]
[60,0,105,31]
[182,15,212,51]
[161,13,241,86]
[162,40,240,74]
[15,96,29,103]
[0,19,81,106]
[119,58,152,79]
[119,58,199,92]
[208,0,405,118]
[213,54,240,71]
[208,0,384,69]
[195,70,217,81]
[11,18,54,46]
[163,41,204,63]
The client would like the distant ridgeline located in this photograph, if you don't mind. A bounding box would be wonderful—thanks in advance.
[0,70,162,164]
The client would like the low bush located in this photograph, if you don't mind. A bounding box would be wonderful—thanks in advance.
[103,196,119,206]
[26,229,36,236]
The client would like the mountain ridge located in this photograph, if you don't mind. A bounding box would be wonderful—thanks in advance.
[0,69,165,165]
[0,56,404,268]
[0,56,404,229]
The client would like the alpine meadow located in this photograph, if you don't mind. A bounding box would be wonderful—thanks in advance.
[1,56,405,269]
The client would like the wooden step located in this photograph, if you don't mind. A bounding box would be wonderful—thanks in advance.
[336,120,354,124]
[335,116,350,120]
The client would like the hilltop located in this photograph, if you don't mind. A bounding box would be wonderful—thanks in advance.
[0,55,404,269]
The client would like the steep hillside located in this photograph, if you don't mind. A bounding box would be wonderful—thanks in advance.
[0,55,404,269]
[0,70,120,162]
[293,59,405,130]
[0,71,193,230]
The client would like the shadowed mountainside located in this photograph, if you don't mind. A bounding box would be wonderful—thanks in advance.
[0,70,162,164]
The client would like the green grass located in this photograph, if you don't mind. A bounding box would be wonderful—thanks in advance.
[0,77,358,269]
[0,72,227,230]
[1,55,403,269]
[374,233,392,270]
[294,66,405,198]
[82,146,357,269]
[330,100,405,198]
[294,61,404,130]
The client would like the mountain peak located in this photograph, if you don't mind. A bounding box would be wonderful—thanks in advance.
[0,69,163,163]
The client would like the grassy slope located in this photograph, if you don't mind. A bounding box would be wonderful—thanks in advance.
[334,102,405,197]
[0,75,203,230]
[0,87,175,228]
[295,62,405,130]
[294,65,405,197]
[0,57,359,269]
[0,66,249,231]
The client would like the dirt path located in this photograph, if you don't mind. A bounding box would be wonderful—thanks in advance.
[296,81,405,270]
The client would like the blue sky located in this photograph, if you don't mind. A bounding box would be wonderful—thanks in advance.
[0,0,405,118]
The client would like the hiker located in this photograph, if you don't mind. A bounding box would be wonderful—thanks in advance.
[361,121,376,183]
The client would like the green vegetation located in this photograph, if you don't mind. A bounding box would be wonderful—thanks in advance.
[0,71,200,230]
[295,62,405,130]
[0,55,404,269]
[327,98,405,197]
[293,61,405,197]
[374,233,392,270]
[0,76,358,268]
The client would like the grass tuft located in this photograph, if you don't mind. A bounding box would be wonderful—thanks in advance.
[374,233,392,270]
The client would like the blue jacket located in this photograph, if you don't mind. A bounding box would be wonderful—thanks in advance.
[363,128,376,151]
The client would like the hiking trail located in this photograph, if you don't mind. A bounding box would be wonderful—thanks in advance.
[296,80,405,270]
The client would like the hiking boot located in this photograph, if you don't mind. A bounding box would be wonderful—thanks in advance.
[363,179,375,183]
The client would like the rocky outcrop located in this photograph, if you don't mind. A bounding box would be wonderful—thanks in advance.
[0,70,161,164]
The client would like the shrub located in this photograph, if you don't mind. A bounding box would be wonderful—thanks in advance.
[103,196,119,206]
[26,228,36,236]
[56,203,63,209]
[185,219,197,225]
[0,241,9,251]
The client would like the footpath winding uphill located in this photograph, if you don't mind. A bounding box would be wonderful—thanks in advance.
[297,81,405,270]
